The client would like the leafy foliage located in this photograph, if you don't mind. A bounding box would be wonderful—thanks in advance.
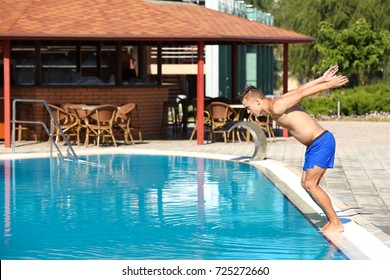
[313,19,390,86]
[249,0,390,83]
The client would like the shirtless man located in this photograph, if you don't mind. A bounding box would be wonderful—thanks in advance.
[241,65,348,232]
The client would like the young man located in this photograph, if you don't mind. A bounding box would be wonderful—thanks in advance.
[241,65,348,232]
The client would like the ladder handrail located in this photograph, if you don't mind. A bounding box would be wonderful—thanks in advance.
[12,98,78,160]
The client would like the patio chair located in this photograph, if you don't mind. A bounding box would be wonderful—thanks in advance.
[14,103,38,142]
[83,104,118,147]
[114,102,143,145]
[189,109,211,142]
[63,103,89,120]
[63,103,89,144]
[208,101,241,143]
[249,113,275,142]
[160,99,181,136]
[48,104,79,145]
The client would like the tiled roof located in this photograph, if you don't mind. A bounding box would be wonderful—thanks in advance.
[0,0,314,43]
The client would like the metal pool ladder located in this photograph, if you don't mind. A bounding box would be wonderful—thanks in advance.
[12,98,78,161]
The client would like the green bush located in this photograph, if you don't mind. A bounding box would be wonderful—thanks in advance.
[300,82,390,116]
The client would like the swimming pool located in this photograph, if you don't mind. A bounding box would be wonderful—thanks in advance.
[0,154,346,260]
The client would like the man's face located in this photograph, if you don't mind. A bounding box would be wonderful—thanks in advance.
[242,97,261,117]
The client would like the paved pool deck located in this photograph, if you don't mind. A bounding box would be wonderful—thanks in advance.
[1,121,390,259]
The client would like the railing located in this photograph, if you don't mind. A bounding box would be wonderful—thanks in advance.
[150,46,199,64]
[12,98,78,161]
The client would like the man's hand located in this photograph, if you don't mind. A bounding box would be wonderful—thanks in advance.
[328,75,349,88]
[322,65,339,82]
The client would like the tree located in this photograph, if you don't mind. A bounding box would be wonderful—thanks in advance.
[313,19,390,86]
[268,0,390,83]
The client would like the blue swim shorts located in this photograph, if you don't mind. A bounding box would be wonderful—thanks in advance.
[303,130,336,171]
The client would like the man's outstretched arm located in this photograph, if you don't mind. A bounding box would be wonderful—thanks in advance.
[283,65,339,97]
[271,75,349,115]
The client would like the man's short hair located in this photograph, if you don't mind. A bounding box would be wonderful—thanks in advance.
[240,85,265,102]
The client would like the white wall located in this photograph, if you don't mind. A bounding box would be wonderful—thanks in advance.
[205,0,219,98]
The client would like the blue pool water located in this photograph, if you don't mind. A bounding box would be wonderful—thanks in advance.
[0,154,346,260]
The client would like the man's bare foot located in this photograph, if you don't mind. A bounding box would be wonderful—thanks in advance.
[320,221,344,233]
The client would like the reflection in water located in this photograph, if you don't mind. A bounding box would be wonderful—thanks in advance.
[197,158,205,227]
[3,160,11,241]
[0,155,346,260]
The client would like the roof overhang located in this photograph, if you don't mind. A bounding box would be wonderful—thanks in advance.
[0,0,315,45]
[0,35,315,44]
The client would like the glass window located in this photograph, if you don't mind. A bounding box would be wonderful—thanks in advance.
[41,42,77,85]
[9,41,153,86]
[121,45,139,85]
[11,42,36,85]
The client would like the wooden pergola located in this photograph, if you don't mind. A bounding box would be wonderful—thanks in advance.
[1,0,314,147]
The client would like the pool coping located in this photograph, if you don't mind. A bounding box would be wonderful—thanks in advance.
[2,147,390,260]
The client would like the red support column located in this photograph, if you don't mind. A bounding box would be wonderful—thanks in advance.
[3,40,11,148]
[282,43,289,138]
[196,41,205,145]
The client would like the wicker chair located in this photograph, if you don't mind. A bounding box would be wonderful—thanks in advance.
[249,113,275,142]
[208,101,240,143]
[48,104,79,145]
[83,105,118,147]
[114,102,143,145]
